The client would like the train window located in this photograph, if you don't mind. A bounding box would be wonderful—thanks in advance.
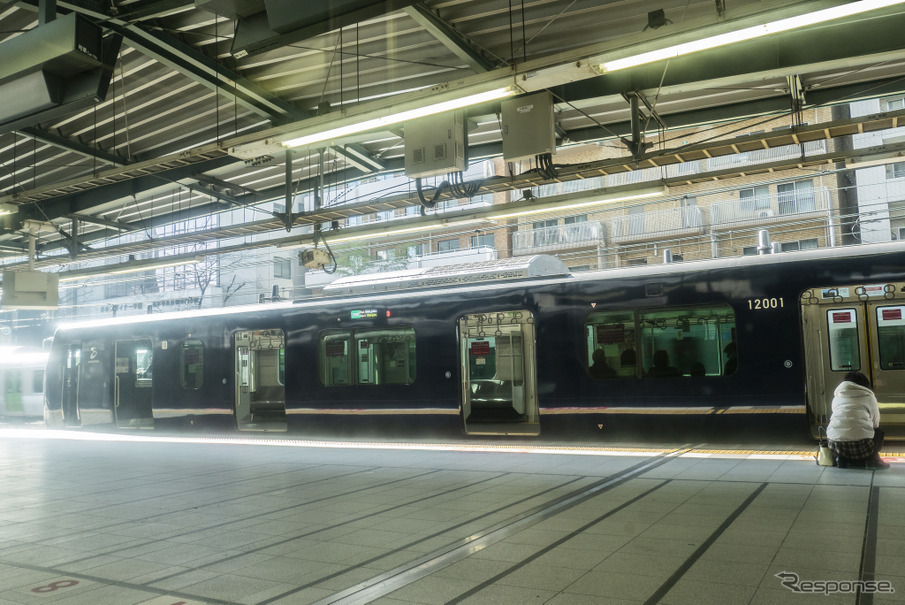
[320,333,351,386]
[585,311,636,378]
[585,304,736,378]
[827,309,861,372]
[135,342,153,383]
[179,340,204,390]
[5,371,21,395]
[639,306,736,377]
[319,327,416,386]
[32,370,44,394]
[876,306,905,370]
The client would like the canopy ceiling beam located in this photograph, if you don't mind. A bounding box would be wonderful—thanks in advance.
[20,126,131,168]
[402,2,496,73]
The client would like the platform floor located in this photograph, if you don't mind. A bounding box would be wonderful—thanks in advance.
[0,428,903,605]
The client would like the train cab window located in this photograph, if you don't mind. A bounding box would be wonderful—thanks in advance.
[179,340,204,390]
[827,309,861,372]
[876,306,905,370]
[585,304,736,378]
[319,328,416,386]
[585,311,636,378]
[32,370,44,394]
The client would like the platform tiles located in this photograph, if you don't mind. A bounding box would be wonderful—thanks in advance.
[0,430,903,604]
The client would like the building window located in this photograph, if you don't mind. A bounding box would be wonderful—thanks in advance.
[681,196,698,228]
[437,239,460,253]
[739,186,770,213]
[780,239,819,252]
[471,234,495,248]
[777,179,815,215]
[625,257,647,266]
[887,162,905,179]
[564,215,587,224]
[376,249,396,261]
[628,206,645,235]
[883,97,905,111]
[408,244,424,257]
[274,257,291,279]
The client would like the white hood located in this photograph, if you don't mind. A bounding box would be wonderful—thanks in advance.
[826,380,880,442]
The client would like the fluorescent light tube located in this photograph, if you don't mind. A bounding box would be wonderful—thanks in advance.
[599,0,905,73]
[487,185,667,220]
[282,86,517,148]
[59,256,204,282]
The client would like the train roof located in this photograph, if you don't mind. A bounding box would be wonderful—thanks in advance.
[322,255,571,296]
[54,241,905,332]
[0,346,49,366]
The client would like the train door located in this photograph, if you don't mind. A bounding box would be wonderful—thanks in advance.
[80,341,114,425]
[801,283,905,434]
[458,311,539,436]
[61,344,81,426]
[234,329,287,431]
[4,368,22,414]
[113,339,155,428]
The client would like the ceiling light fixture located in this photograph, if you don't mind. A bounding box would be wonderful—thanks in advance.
[598,0,905,73]
[0,203,17,217]
[486,184,668,220]
[281,86,518,149]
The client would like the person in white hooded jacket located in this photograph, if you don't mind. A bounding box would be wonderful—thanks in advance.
[826,371,889,469]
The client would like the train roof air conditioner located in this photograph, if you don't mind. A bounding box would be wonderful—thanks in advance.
[755,209,774,218]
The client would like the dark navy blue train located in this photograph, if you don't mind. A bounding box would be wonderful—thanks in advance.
[44,242,905,438]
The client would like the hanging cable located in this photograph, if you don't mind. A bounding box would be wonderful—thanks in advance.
[415,177,448,209]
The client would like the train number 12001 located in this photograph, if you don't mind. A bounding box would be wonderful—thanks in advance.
[748,297,784,310]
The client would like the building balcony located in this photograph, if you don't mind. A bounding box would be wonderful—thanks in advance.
[610,207,704,244]
[710,186,831,229]
[512,221,605,255]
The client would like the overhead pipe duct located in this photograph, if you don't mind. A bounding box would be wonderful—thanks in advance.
[757,229,773,254]
[0,13,119,133]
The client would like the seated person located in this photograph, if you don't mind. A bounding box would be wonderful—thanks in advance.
[689,362,706,377]
[827,371,888,469]
[618,348,636,377]
[589,349,615,378]
[648,350,679,377]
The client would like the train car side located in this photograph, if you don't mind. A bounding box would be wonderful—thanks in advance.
[0,347,48,419]
[43,243,905,436]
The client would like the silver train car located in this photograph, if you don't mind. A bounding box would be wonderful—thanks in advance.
[0,346,49,419]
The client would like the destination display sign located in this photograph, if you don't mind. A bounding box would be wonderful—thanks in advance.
[350,309,379,320]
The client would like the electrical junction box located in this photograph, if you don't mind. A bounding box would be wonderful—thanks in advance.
[300,248,330,269]
[404,111,466,179]
[501,91,556,162]
[1,270,59,310]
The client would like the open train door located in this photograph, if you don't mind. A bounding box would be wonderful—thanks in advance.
[459,311,539,436]
[113,339,155,428]
[801,283,905,437]
[234,329,287,432]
